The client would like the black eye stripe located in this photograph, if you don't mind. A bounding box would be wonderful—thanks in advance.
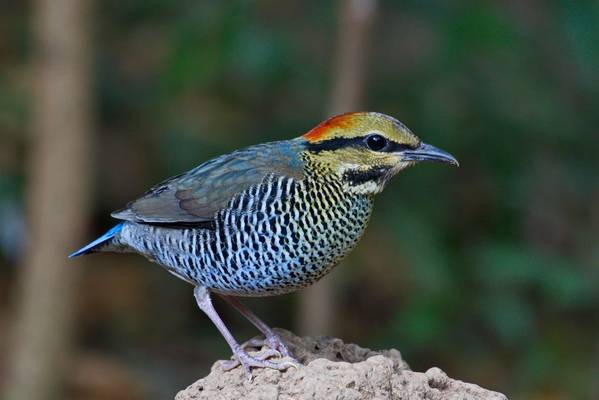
[306,136,418,153]
[386,141,419,152]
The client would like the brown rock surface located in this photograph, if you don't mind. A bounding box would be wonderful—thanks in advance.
[175,329,507,400]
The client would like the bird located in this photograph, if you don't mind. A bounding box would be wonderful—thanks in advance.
[70,111,458,378]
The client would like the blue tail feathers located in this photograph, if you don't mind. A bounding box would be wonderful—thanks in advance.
[69,223,124,258]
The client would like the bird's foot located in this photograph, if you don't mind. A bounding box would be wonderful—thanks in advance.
[221,347,300,380]
[241,332,296,361]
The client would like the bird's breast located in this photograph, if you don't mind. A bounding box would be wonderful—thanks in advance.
[205,175,374,295]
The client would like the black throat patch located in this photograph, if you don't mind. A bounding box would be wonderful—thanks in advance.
[343,166,389,186]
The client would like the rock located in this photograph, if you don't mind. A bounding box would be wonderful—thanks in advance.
[175,329,507,400]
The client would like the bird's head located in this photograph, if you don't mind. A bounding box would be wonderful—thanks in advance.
[300,112,458,195]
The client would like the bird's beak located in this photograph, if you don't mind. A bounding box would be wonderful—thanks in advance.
[401,142,459,166]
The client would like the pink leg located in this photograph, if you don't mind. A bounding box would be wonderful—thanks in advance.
[193,286,298,379]
[220,295,297,361]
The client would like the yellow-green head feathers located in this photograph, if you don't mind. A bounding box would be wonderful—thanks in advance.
[300,112,458,195]
[303,111,420,148]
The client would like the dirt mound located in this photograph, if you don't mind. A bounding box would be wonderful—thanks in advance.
[176,329,507,400]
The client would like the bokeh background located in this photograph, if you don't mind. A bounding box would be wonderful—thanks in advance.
[1,0,598,399]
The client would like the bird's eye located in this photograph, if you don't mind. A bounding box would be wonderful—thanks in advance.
[365,134,387,151]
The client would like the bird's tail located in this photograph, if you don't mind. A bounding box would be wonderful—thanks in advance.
[69,223,125,258]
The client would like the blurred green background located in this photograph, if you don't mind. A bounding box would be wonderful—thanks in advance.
[0,1,597,399]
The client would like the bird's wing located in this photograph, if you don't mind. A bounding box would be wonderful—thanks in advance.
[111,140,305,224]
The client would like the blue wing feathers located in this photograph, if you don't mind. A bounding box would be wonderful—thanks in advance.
[69,223,124,258]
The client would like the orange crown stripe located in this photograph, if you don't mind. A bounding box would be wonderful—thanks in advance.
[303,112,358,143]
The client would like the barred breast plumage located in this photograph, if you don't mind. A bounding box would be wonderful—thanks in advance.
[118,172,373,296]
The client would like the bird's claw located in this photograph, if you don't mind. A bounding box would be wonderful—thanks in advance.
[221,347,300,380]
[241,333,296,361]
[240,337,270,350]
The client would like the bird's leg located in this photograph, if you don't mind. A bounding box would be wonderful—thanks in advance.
[193,286,297,379]
[220,295,297,361]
